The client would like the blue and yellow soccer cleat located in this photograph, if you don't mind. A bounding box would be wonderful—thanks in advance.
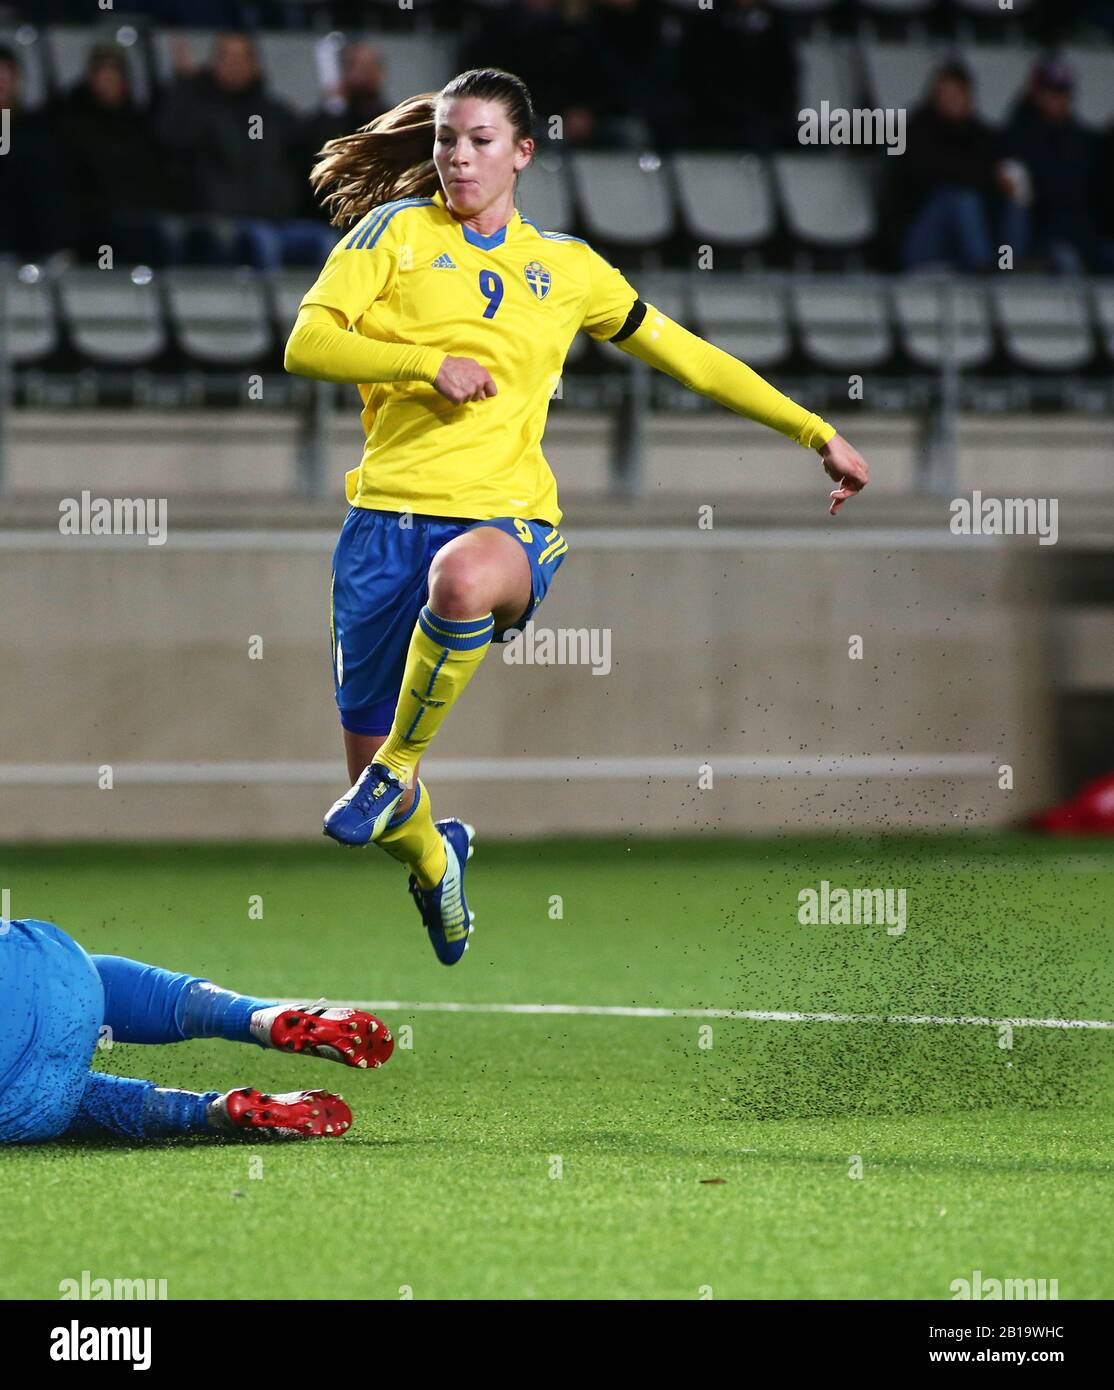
[323,762,407,846]
[408,818,476,965]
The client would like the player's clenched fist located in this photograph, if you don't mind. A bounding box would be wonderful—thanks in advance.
[434,356,497,404]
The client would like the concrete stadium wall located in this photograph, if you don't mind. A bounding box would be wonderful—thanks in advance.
[3,408,1114,502]
[0,528,1052,840]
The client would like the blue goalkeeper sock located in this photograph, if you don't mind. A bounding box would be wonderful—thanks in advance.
[91,955,276,1046]
[66,1072,219,1141]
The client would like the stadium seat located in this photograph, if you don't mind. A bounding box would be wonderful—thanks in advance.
[165,269,272,365]
[570,152,675,249]
[47,25,152,104]
[563,329,589,368]
[1,268,58,365]
[1084,275,1112,361]
[773,155,876,252]
[860,42,939,118]
[1088,280,1114,363]
[0,25,49,109]
[893,277,994,370]
[691,278,791,370]
[672,153,775,250]
[797,40,860,120]
[632,272,692,327]
[256,33,329,114]
[517,154,576,235]
[959,46,1038,126]
[58,268,165,366]
[355,33,456,108]
[1061,48,1114,130]
[270,269,313,338]
[993,278,1094,372]
[791,278,893,370]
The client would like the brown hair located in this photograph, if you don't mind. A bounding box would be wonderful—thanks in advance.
[310,67,535,229]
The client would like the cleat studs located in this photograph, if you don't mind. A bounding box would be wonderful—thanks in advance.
[358,1059,368,1069]
[311,1108,320,1117]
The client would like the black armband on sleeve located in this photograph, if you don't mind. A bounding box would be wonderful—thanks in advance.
[609,298,648,343]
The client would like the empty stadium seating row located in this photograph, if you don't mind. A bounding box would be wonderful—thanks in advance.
[523,150,882,253]
[4,265,1114,375]
[2,23,1107,130]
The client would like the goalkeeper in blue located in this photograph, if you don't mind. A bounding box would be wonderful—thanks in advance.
[0,917,394,1144]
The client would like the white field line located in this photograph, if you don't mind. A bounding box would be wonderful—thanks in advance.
[0,754,997,785]
[294,999,1114,1031]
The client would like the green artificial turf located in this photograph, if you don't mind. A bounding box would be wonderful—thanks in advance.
[1,834,1111,1300]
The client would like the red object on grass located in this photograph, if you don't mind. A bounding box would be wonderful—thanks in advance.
[1028,773,1114,833]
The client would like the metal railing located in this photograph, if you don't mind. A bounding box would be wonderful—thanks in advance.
[2,265,1111,501]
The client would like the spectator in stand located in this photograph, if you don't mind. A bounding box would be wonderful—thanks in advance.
[674,0,798,152]
[155,32,335,269]
[458,0,610,148]
[56,45,180,267]
[591,0,679,149]
[1005,57,1109,273]
[892,62,1026,272]
[0,45,72,263]
[297,42,390,223]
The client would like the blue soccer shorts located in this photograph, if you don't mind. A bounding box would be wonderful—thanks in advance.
[329,509,569,737]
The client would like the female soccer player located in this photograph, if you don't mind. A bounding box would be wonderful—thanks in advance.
[285,68,869,966]
[0,916,393,1143]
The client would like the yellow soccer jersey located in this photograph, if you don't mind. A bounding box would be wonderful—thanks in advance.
[299,189,638,525]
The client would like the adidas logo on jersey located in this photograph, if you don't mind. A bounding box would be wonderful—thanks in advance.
[431,253,457,269]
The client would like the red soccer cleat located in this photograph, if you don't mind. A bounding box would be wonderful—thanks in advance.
[208,1088,353,1139]
[253,1003,395,1070]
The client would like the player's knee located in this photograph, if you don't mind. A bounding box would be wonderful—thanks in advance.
[428,554,491,618]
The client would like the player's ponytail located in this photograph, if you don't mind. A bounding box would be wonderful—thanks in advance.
[310,68,535,229]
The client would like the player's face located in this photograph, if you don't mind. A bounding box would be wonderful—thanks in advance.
[433,96,532,215]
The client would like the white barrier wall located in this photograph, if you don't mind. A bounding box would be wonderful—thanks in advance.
[0,527,1052,840]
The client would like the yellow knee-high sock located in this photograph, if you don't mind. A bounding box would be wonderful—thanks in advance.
[377,780,447,889]
[375,605,494,787]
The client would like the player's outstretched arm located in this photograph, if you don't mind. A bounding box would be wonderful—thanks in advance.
[284,302,447,386]
[611,302,869,514]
